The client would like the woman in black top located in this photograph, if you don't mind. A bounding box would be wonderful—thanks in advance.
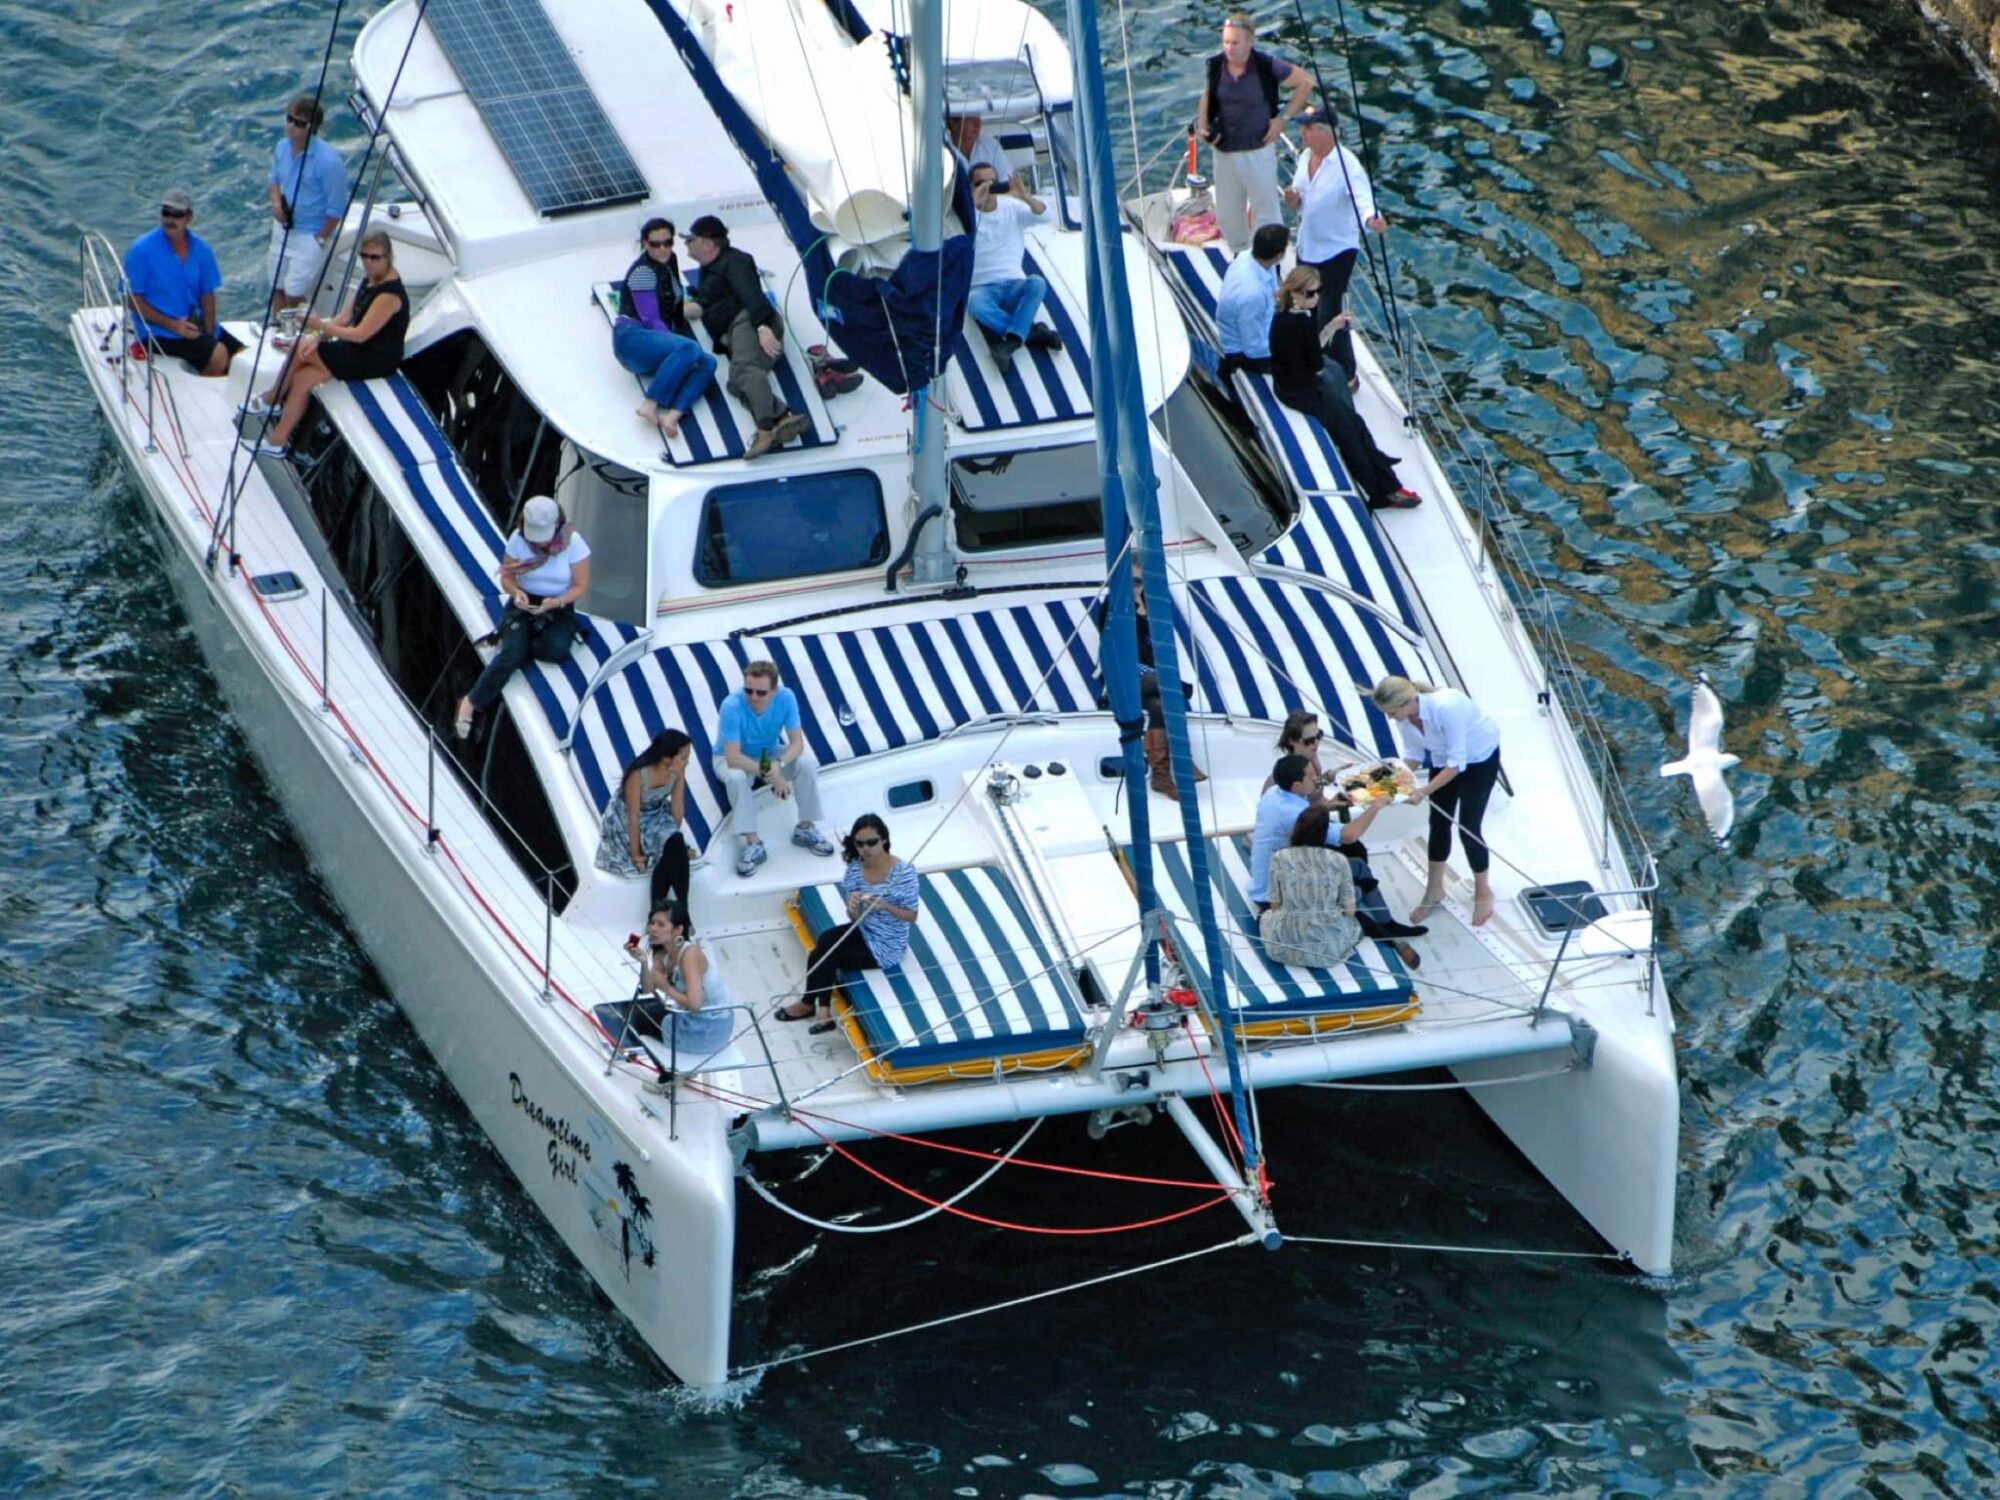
[1268,267,1416,511]
[242,229,410,458]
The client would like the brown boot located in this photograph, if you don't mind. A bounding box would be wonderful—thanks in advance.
[1145,728,1179,800]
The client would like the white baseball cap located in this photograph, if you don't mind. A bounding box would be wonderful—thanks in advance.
[521,495,560,543]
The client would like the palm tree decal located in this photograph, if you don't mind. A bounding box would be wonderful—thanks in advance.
[612,1161,654,1276]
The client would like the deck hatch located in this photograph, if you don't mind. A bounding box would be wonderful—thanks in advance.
[426,0,649,218]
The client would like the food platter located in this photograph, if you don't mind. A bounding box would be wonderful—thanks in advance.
[1336,761,1418,806]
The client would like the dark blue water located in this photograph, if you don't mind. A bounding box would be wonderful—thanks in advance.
[6,0,2000,1494]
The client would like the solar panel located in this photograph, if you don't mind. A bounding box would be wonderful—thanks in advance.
[427,0,649,218]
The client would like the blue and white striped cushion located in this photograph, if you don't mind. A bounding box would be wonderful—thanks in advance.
[560,577,1430,846]
[946,244,1094,430]
[1143,835,1414,1014]
[1153,243,1420,633]
[797,865,1089,1069]
[345,375,644,711]
[589,283,837,466]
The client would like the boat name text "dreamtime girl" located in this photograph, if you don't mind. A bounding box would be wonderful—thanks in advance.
[510,1072,592,1181]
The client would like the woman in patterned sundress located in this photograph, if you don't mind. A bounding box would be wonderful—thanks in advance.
[1257,803,1365,970]
[595,729,694,908]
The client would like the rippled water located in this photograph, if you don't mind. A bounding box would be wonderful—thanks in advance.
[5,0,1999,1494]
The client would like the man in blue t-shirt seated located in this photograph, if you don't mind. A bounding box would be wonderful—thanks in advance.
[1248,754,1427,950]
[122,188,245,376]
[714,660,837,876]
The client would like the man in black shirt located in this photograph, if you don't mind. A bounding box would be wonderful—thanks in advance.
[684,215,810,458]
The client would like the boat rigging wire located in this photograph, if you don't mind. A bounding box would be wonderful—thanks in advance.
[1287,0,1409,370]
[731,1234,1255,1376]
[220,0,434,569]
[1288,1234,1625,1262]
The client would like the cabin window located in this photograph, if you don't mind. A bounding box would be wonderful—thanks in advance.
[1153,373,1293,553]
[952,443,1104,551]
[885,779,936,810]
[694,470,889,587]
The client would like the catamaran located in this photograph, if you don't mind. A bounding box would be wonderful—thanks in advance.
[70,0,1678,1387]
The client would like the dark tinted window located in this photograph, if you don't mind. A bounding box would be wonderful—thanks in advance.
[695,470,890,586]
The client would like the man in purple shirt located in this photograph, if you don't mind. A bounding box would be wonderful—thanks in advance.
[1193,14,1313,252]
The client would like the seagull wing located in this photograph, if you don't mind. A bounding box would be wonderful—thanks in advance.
[1690,764,1736,845]
[1688,679,1726,757]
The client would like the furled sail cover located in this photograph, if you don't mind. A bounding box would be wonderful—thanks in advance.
[683,0,942,247]
[816,172,975,395]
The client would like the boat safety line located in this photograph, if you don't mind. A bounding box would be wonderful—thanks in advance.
[149,414,624,1060]
[684,1078,1225,1192]
[1186,1017,1249,1175]
[732,1234,1256,1377]
[1287,1234,1625,1263]
[741,1118,1044,1233]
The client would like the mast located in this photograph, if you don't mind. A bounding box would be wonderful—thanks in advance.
[1063,0,1260,1170]
[906,0,953,584]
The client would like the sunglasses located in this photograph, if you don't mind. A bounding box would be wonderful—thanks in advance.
[286,114,313,128]
[359,250,387,261]
[744,685,772,697]
[1299,290,1320,300]
[1298,732,1322,745]
[645,236,674,249]
[852,835,883,848]
[160,207,189,219]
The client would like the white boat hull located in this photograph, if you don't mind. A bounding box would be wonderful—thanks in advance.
[73,322,743,1385]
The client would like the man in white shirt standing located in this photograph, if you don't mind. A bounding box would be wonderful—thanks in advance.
[967,164,1062,373]
[1284,104,1387,386]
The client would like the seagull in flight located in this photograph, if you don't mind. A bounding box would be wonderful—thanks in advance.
[1660,673,1740,846]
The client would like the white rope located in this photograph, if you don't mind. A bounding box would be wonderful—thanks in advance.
[1303,1061,1578,1092]
[741,1116,1043,1231]
[731,1233,1254,1374]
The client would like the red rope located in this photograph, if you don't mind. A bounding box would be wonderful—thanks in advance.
[683,1078,1224,1191]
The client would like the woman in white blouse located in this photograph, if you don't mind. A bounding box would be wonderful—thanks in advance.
[1372,676,1502,926]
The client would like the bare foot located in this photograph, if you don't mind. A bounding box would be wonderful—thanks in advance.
[1471,895,1495,926]
[659,408,682,440]
[1409,895,1443,925]
[636,399,659,427]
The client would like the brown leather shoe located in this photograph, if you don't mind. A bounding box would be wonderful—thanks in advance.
[745,424,779,459]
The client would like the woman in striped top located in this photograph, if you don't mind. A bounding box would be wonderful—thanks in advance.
[777,814,921,1035]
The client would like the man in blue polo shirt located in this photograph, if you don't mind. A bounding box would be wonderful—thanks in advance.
[123,188,244,376]
[714,659,837,876]
[267,93,348,315]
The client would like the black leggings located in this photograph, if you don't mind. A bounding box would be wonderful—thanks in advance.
[802,922,877,1012]
[647,832,690,910]
[1427,748,1501,873]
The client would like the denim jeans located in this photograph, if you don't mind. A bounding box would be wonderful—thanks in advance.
[468,604,578,711]
[968,276,1047,342]
[612,322,717,413]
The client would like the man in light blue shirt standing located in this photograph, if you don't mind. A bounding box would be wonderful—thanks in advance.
[1214,223,1288,383]
[267,93,348,315]
[714,660,837,876]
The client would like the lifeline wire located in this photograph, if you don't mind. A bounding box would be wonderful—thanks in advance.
[741,1116,1045,1233]
[1288,1233,1624,1262]
[732,1233,1255,1375]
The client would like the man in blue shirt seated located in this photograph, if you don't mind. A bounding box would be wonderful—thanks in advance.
[714,659,838,876]
[1214,222,1288,383]
[267,94,348,316]
[1248,754,1427,942]
[123,188,245,376]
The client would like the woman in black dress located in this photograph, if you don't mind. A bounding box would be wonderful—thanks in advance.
[242,229,410,458]
[1268,267,1416,511]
